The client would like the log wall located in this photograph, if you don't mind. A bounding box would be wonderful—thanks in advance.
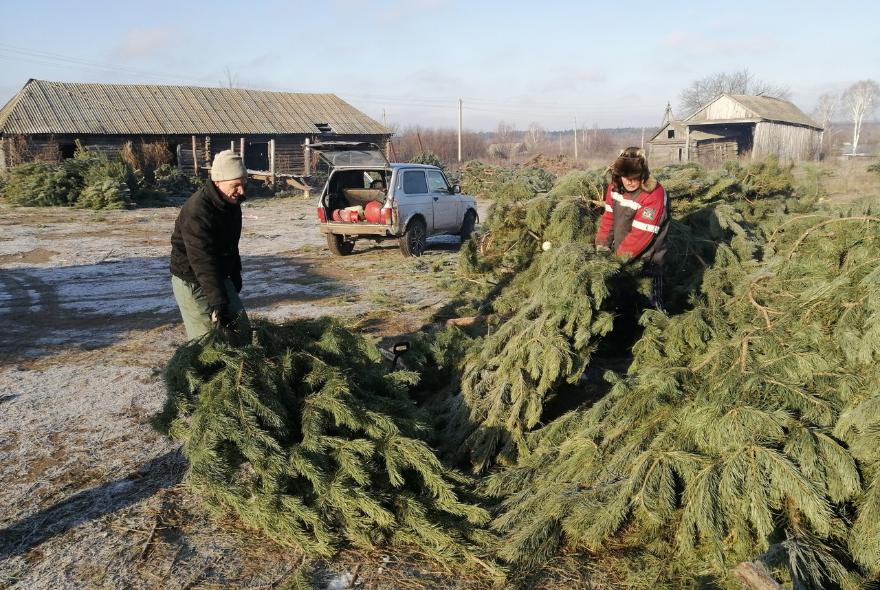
[2,133,392,177]
[753,122,820,161]
[693,139,739,165]
[648,142,686,166]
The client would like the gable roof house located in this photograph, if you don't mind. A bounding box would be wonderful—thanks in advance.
[0,79,391,178]
[648,94,821,166]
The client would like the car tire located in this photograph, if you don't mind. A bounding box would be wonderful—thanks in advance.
[399,217,427,257]
[327,234,355,256]
[459,210,477,242]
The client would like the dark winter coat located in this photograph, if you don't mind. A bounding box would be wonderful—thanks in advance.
[595,177,669,274]
[170,182,242,308]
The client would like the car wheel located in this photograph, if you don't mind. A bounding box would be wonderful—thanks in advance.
[327,234,355,256]
[459,210,477,241]
[399,218,427,257]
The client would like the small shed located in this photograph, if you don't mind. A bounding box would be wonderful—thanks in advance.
[0,79,391,180]
[649,94,821,166]
[646,103,687,166]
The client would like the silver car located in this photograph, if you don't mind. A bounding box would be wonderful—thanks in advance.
[313,142,478,257]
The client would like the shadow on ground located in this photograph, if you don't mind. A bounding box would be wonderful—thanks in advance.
[343,234,466,257]
[0,449,185,561]
[0,254,343,363]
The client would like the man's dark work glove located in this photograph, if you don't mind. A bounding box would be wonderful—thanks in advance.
[231,274,242,293]
[210,304,247,344]
[210,304,236,330]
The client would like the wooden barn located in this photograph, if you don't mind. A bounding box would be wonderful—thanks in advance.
[649,94,821,166]
[0,79,391,181]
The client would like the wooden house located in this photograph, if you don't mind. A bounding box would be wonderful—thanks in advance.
[0,79,391,181]
[648,94,821,166]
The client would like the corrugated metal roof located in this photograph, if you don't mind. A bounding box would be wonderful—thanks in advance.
[685,94,821,129]
[0,79,391,136]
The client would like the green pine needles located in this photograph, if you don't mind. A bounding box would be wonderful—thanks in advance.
[484,208,880,587]
[157,159,880,588]
[446,172,628,470]
[159,319,493,566]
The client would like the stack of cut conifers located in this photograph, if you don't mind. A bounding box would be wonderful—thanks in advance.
[159,318,496,573]
[158,158,880,588]
[450,159,880,587]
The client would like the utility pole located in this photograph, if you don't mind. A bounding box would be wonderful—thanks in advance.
[458,98,462,163]
[640,127,645,150]
[573,115,578,161]
[382,108,387,128]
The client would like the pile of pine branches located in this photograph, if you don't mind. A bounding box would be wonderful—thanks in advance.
[459,160,556,199]
[444,162,798,472]
[156,158,880,587]
[449,159,880,587]
[158,319,495,568]
[485,207,880,587]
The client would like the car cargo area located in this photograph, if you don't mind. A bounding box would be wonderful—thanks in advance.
[323,169,391,224]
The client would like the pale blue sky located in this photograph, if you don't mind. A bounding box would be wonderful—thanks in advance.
[0,0,877,131]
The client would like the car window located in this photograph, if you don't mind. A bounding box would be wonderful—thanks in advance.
[402,170,428,195]
[426,170,450,193]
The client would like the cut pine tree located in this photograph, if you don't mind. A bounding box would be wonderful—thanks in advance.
[157,318,497,571]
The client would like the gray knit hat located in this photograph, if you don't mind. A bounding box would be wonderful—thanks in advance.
[210,150,247,181]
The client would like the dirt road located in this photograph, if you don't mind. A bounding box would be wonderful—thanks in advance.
[0,196,484,589]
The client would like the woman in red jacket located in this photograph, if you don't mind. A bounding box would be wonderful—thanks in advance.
[595,147,669,310]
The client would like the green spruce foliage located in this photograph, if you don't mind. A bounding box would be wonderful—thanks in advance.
[411,152,445,171]
[157,157,880,588]
[1,146,195,208]
[160,319,494,566]
[459,160,556,199]
[449,169,642,470]
[2,160,81,206]
[462,161,880,587]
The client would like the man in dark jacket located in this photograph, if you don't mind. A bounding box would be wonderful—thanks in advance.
[170,150,249,339]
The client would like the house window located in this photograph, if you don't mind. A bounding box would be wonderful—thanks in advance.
[668,130,675,139]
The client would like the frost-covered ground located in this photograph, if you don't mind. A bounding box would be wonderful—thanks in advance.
[0,196,483,589]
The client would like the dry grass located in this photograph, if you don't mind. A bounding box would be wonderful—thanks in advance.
[814,157,880,203]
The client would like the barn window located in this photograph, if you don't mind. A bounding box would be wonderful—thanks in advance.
[60,143,76,159]
[246,141,270,171]
[668,130,675,139]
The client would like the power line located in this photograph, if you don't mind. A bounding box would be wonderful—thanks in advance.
[0,42,662,125]
[0,43,216,85]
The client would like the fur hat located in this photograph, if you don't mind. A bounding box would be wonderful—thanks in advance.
[210,150,247,182]
[611,147,649,181]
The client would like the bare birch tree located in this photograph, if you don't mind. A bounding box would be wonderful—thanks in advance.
[525,122,546,152]
[814,93,839,157]
[495,121,515,144]
[491,121,516,159]
[679,68,791,116]
[842,79,879,156]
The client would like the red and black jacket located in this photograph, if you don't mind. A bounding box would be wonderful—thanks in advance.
[595,177,669,274]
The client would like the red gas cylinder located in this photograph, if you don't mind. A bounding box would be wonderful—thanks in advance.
[331,209,342,222]
[364,200,382,223]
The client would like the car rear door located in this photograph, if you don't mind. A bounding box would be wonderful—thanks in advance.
[397,169,434,230]
[426,169,459,232]
[309,141,390,168]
